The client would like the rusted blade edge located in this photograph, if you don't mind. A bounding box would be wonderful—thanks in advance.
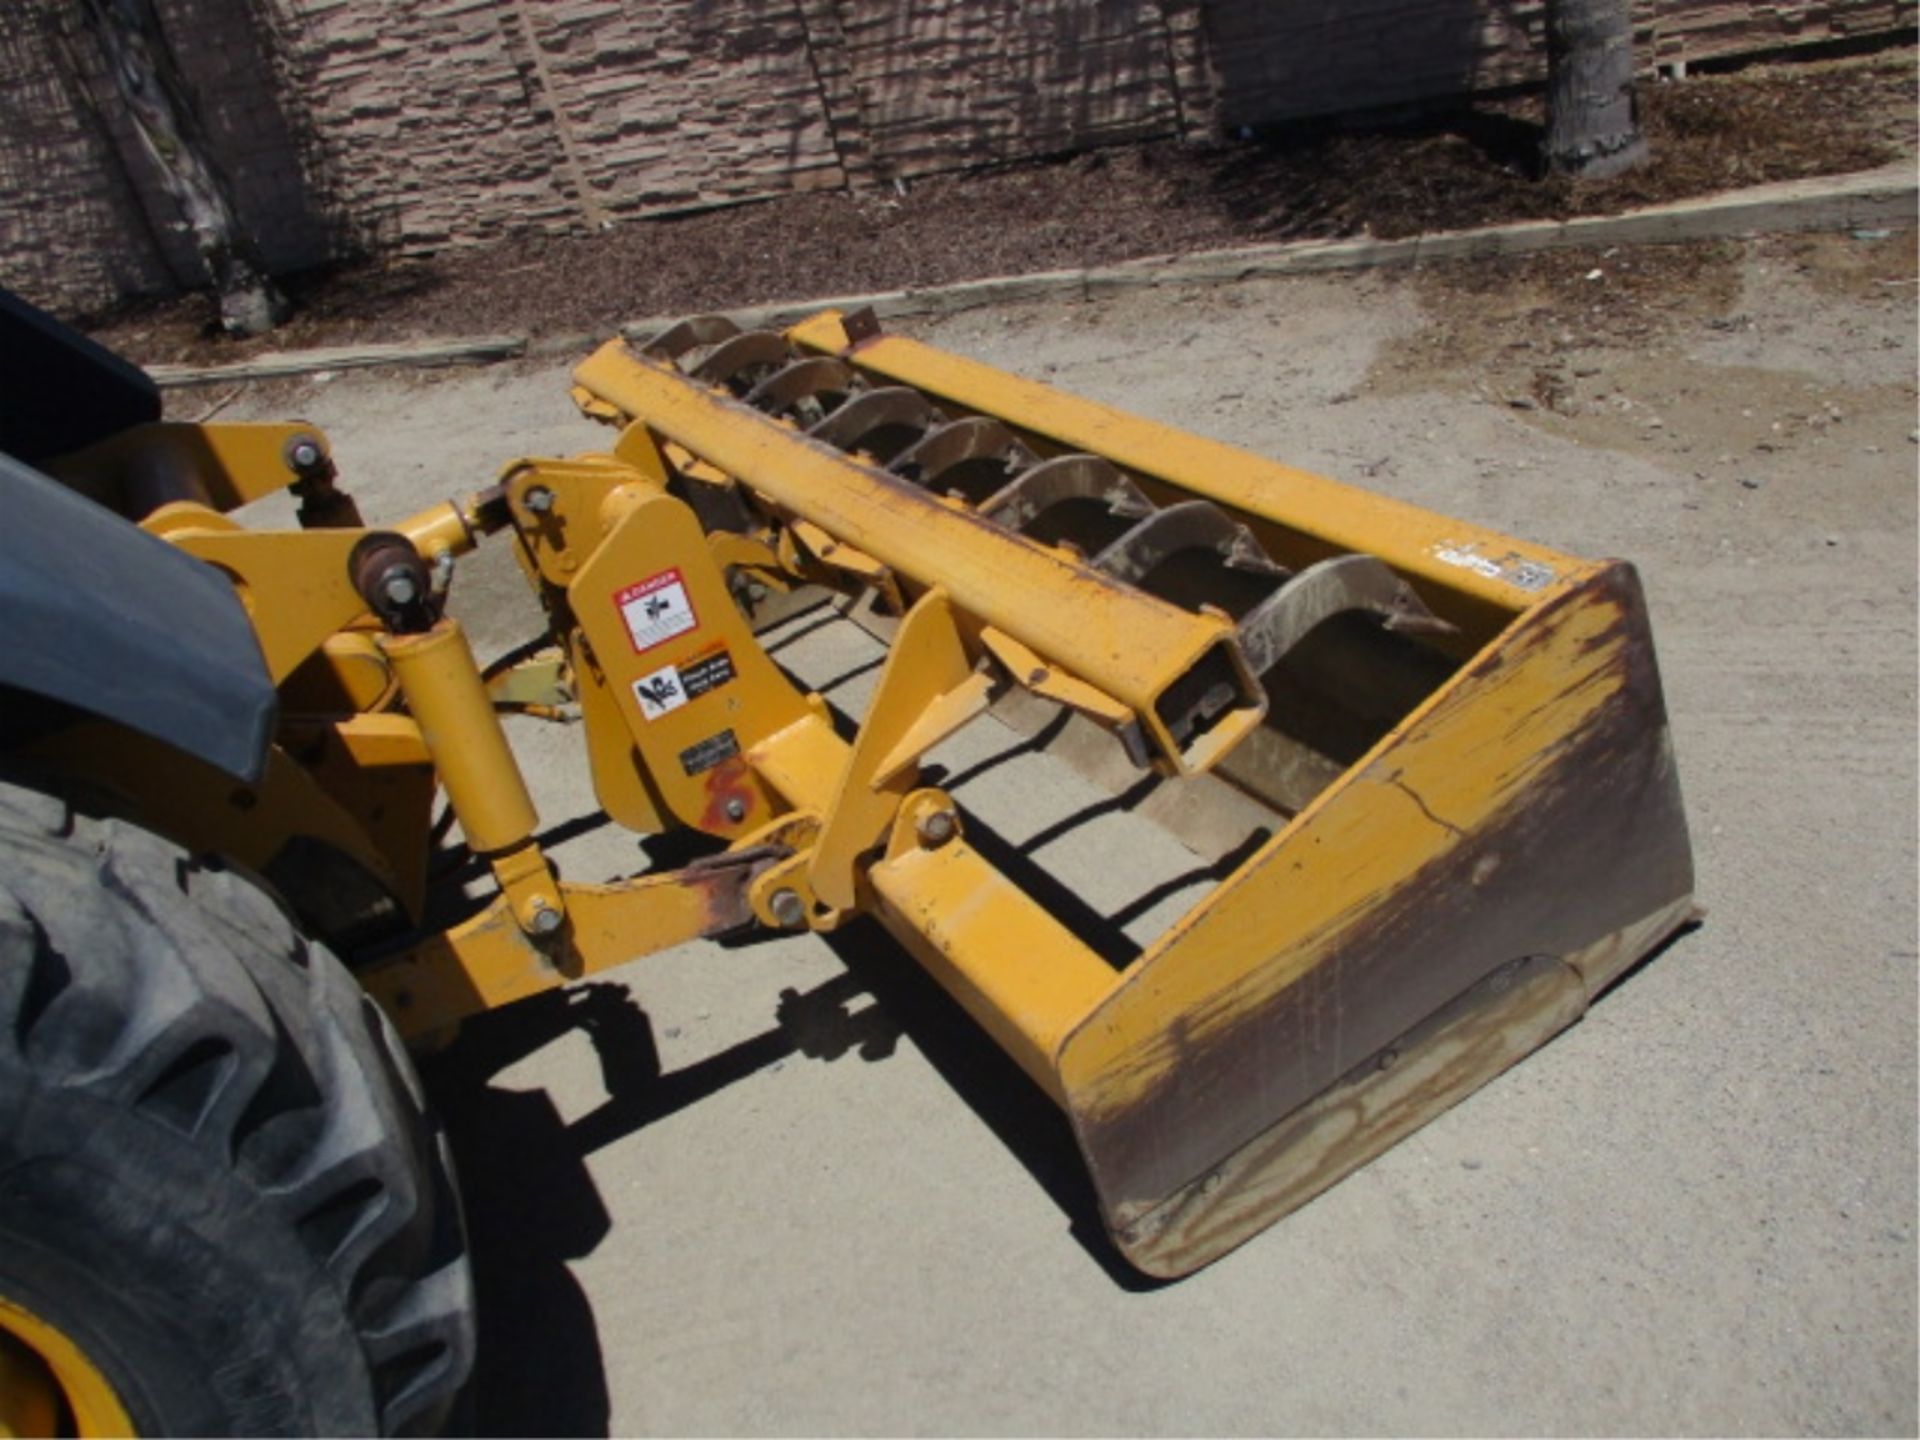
[1097,895,1695,1280]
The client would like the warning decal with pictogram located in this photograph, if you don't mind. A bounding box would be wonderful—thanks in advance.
[614,569,698,654]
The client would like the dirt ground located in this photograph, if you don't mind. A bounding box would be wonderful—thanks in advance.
[204,224,1919,1436]
[90,44,1916,366]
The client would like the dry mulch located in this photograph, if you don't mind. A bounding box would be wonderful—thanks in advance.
[87,45,1916,367]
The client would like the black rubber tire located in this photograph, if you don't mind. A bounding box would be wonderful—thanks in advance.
[0,776,476,1436]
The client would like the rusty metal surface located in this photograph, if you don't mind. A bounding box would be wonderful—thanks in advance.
[744,356,858,416]
[638,314,741,361]
[976,452,1148,527]
[1118,951,1592,1278]
[888,415,1035,494]
[690,330,790,392]
[1235,553,1452,676]
[1062,563,1696,1272]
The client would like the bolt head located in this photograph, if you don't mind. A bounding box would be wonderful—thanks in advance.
[723,796,748,822]
[381,571,419,606]
[768,888,806,929]
[916,809,957,847]
[524,485,556,513]
[288,438,323,470]
[527,899,564,936]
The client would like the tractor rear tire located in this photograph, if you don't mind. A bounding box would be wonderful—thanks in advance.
[0,776,475,1436]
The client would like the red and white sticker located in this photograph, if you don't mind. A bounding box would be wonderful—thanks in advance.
[614,569,698,654]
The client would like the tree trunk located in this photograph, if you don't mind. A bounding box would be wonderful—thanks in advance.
[1543,0,1649,180]
[76,0,289,335]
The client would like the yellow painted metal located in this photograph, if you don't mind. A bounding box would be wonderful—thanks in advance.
[565,485,813,838]
[294,631,398,713]
[787,311,1577,636]
[1060,560,1615,1114]
[485,651,576,712]
[0,1294,135,1438]
[377,618,566,939]
[704,529,789,582]
[1118,952,1592,1277]
[865,795,1117,1102]
[394,491,503,563]
[746,708,847,814]
[491,844,568,943]
[327,712,431,768]
[379,620,538,857]
[151,510,369,684]
[979,625,1135,732]
[46,419,329,515]
[787,519,890,588]
[1048,560,1693,1275]
[34,307,1689,1291]
[497,455,668,594]
[290,722,436,921]
[26,720,417,917]
[572,624,673,835]
[808,589,984,911]
[362,869,744,1038]
[571,340,1263,775]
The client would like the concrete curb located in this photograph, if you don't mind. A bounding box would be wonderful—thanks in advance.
[147,334,525,388]
[622,163,1916,340]
[149,165,1915,387]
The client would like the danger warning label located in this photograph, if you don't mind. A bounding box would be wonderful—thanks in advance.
[614,569,698,654]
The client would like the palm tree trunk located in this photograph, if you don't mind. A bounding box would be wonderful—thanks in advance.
[77,0,288,334]
[1543,0,1649,179]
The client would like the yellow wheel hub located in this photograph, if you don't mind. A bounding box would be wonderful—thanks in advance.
[0,1295,134,1438]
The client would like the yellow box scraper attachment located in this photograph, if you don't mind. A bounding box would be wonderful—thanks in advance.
[567,308,1696,1279]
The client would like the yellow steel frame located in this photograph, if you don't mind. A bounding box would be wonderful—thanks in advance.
[785,310,1576,644]
[565,315,1696,1277]
[55,312,1690,1279]
[570,341,1266,777]
[47,419,341,516]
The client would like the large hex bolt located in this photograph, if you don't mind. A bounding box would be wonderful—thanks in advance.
[348,532,434,634]
[768,888,807,930]
[526,898,565,937]
[916,808,958,848]
[285,434,326,474]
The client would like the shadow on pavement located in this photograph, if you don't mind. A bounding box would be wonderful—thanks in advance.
[424,992,618,1438]
[821,917,1169,1293]
[421,775,1194,1431]
[420,966,922,1434]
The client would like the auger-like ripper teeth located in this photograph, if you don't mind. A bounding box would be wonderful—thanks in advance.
[572,309,1697,1278]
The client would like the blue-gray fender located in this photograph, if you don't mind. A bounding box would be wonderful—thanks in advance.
[1,450,277,783]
